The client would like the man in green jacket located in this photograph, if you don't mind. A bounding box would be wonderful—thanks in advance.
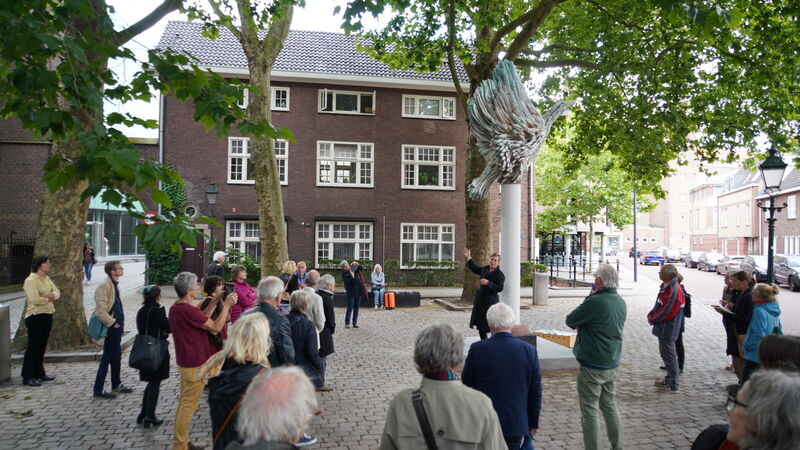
[566,264,627,450]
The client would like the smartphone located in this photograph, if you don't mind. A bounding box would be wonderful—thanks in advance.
[223,282,235,299]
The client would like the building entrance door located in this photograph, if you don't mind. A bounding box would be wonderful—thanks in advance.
[180,234,206,280]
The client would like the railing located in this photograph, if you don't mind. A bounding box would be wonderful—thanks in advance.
[533,255,620,287]
[0,234,36,286]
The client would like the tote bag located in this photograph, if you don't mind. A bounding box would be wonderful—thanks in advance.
[129,308,167,373]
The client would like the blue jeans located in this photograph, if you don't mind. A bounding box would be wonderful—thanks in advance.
[94,324,122,392]
[83,261,93,281]
[345,294,360,326]
[373,288,384,307]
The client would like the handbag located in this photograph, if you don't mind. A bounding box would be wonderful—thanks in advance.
[411,388,439,450]
[129,307,167,373]
[200,296,225,349]
[88,313,108,339]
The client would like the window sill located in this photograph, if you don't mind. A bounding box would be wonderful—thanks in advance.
[401,115,456,121]
[317,111,375,116]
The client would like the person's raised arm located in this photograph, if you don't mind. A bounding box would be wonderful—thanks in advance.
[201,292,236,333]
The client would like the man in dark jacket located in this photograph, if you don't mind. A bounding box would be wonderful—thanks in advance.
[245,276,295,367]
[464,248,505,339]
[206,251,226,279]
[316,274,336,392]
[462,303,542,450]
[566,264,627,450]
[341,260,366,328]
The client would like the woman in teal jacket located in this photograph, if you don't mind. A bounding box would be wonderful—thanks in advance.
[741,283,782,384]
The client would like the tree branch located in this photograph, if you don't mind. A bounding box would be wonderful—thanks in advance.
[506,0,570,61]
[207,0,243,42]
[447,0,468,113]
[113,0,183,46]
[583,0,646,32]
[515,58,604,71]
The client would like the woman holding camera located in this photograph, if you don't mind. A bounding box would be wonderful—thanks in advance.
[201,275,231,354]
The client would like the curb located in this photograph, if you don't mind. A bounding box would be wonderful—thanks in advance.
[10,330,138,364]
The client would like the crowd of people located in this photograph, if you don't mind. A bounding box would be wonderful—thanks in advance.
[18,249,800,449]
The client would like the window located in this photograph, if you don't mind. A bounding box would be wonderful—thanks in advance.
[402,145,456,190]
[681,214,686,222]
[745,203,751,226]
[315,222,372,265]
[402,95,456,120]
[228,137,289,185]
[625,237,631,242]
[236,87,290,111]
[227,221,261,260]
[318,89,375,115]
[317,141,373,187]
[650,237,657,243]
[681,233,686,241]
[400,223,455,268]
[789,195,797,220]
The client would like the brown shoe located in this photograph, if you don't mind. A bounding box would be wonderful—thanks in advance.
[654,380,667,386]
[188,443,206,450]
[316,385,334,392]
[656,386,678,393]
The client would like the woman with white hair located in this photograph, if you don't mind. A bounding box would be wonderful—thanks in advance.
[648,263,685,393]
[380,323,505,449]
[202,313,272,450]
[371,264,387,310]
[726,370,800,449]
[287,290,324,389]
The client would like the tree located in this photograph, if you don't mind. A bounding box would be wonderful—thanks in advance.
[1,0,276,350]
[189,0,297,276]
[536,138,655,272]
[340,1,799,302]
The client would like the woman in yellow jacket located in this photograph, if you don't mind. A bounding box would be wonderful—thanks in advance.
[21,255,60,387]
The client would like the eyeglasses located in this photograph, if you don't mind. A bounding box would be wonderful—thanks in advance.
[726,395,748,412]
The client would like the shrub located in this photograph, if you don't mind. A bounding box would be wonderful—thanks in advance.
[224,247,261,285]
[145,248,182,285]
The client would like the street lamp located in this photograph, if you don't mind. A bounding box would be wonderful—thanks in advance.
[206,182,219,251]
[757,148,788,285]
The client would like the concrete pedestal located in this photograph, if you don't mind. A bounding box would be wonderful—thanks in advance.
[500,183,521,320]
[464,335,578,371]
[533,272,549,306]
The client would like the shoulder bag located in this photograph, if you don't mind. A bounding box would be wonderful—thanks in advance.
[411,388,439,450]
[129,307,167,373]
[88,313,108,339]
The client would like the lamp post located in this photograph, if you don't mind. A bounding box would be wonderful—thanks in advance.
[206,182,219,251]
[756,148,787,285]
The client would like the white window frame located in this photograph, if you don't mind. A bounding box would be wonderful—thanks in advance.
[315,222,373,267]
[400,223,456,269]
[788,195,797,220]
[401,145,456,190]
[317,89,375,115]
[236,87,290,111]
[226,220,262,260]
[316,141,374,188]
[227,137,289,185]
[402,94,456,120]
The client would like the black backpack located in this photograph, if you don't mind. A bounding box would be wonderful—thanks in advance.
[681,284,692,318]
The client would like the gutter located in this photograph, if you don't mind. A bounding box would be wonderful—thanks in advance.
[158,93,165,215]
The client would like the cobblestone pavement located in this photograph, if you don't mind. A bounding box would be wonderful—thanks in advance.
[1,276,738,450]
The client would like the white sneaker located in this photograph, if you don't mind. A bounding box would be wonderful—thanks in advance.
[374,305,378,310]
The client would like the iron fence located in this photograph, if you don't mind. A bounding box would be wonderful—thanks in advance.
[532,255,620,287]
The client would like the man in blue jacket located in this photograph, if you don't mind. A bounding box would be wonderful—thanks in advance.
[462,302,542,449]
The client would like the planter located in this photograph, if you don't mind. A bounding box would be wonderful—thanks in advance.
[533,272,549,306]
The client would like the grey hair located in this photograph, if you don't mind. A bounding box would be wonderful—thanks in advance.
[661,263,680,280]
[213,251,226,262]
[319,274,335,290]
[486,303,516,329]
[595,264,618,289]
[236,366,318,443]
[290,290,309,314]
[305,270,320,288]
[173,272,197,298]
[738,370,800,450]
[257,276,284,301]
[413,323,464,374]
[339,260,349,269]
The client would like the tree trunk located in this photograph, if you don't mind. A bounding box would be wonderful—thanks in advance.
[13,140,93,352]
[460,65,495,303]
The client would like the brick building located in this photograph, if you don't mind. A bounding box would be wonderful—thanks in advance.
[717,169,761,256]
[158,21,534,268]
[761,168,800,256]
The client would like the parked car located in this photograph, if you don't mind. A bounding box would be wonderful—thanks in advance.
[775,255,800,291]
[629,247,642,258]
[716,255,745,274]
[641,250,665,265]
[698,252,724,272]
[684,251,704,268]
[740,255,769,282]
[662,249,683,263]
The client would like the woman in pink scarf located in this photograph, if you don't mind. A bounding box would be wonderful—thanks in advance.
[229,264,256,322]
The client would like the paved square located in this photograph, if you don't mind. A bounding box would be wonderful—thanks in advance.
[1,277,735,449]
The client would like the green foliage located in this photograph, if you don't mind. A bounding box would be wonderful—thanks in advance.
[382,260,461,287]
[0,0,286,254]
[224,248,261,285]
[145,248,182,285]
[520,262,548,287]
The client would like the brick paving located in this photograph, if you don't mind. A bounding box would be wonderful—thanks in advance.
[0,275,737,449]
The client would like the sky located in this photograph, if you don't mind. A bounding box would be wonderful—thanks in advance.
[106,0,386,138]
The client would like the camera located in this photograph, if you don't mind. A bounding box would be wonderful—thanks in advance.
[223,282,235,298]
